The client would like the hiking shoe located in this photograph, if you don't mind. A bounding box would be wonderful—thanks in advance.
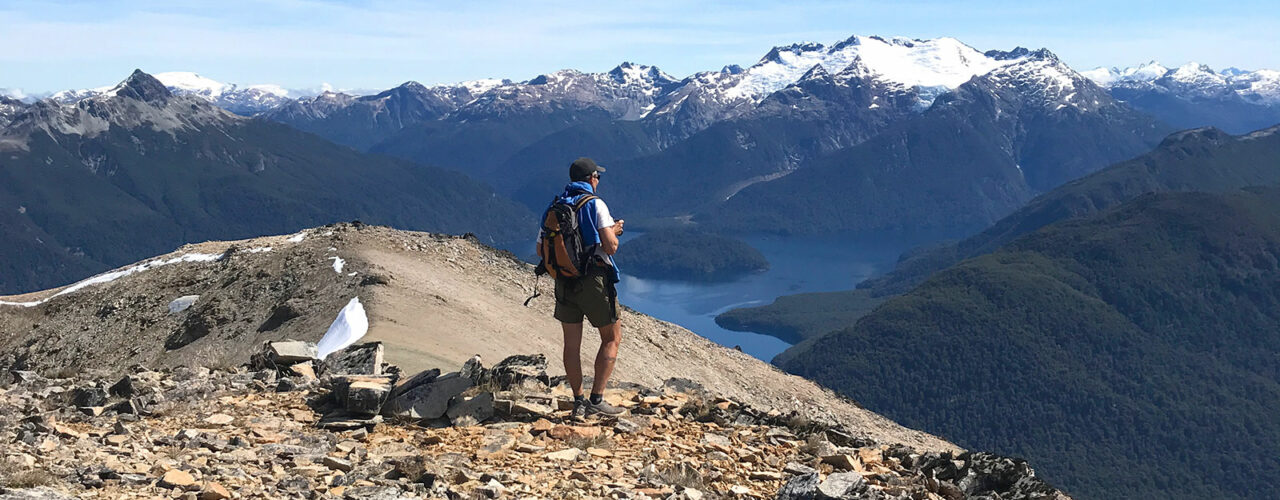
[570,398,588,420]
[584,398,626,417]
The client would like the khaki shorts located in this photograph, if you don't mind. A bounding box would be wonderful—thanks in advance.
[553,274,619,328]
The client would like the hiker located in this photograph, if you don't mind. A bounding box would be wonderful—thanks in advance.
[536,157,626,417]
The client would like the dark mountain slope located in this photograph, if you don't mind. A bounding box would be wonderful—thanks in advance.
[1111,84,1280,134]
[779,186,1280,499]
[0,71,531,294]
[263,82,475,150]
[862,124,1280,295]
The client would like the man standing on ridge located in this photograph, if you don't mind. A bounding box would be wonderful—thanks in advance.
[538,157,626,418]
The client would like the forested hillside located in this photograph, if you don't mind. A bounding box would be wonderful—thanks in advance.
[779,187,1280,499]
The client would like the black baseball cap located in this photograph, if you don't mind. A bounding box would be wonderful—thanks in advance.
[569,157,607,181]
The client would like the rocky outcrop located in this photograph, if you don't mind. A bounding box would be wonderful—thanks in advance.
[0,349,1070,499]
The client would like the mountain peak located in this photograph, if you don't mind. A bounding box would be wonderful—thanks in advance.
[111,69,172,103]
[798,64,832,83]
[760,42,825,64]
[396,81,428,92]
[607,62,674,85]
[984,47,1057,62]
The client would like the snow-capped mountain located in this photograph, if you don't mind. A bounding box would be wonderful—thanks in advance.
[649,35,1028,126]
[1085,61,1280,104]
[1083,61,1280,132]
[266,62,679,150]
[152,72,294,115]
[2,70,239,152]
[978,48,1111,112]
[455,63,680,121]
[1080,61,1170,87]
[48,72,308,115]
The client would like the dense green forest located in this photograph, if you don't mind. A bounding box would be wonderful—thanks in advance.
[715,289,886,344]
[618,230,768,281]
[779,187,1280,499]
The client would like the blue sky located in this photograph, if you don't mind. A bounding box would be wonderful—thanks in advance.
[2,0,1277,94]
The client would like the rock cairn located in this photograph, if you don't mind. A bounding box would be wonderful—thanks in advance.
[0,342,1067,499]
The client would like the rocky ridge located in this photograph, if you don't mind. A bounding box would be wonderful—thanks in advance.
[0,223,952,455]
[0,339,1069,499]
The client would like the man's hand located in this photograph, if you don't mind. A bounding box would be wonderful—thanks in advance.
[613,219,625,236]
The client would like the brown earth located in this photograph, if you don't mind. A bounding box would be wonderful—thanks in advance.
[0,223,956,454]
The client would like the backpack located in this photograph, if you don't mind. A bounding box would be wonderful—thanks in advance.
[536,192,598,279]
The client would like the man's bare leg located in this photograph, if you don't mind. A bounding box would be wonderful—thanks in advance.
[590,321,621,396]
[562,322,585,397]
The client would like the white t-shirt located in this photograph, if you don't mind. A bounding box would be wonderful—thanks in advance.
[590,198,616,262]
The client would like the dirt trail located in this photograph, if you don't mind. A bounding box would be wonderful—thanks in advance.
[0,223,957,453]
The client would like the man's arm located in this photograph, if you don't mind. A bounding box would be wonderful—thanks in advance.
[600,222,620,255]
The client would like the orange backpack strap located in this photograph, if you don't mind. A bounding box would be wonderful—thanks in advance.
[573,195,598,211]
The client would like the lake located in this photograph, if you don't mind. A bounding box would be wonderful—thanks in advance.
[614,234,908,361]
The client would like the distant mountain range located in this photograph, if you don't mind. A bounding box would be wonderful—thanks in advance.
[0,70,531,294]
[245,36,1171,242]
[1082,62,1280,133]
[3,34,1278,294]
[5,72,369,116]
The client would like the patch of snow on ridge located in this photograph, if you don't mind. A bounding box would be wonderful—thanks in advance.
[317,297,368,359]
[168,295,200,313]
[0,252,222,308]
[154,72,232,98]
[287,232,306,243]
[330,256,345,274]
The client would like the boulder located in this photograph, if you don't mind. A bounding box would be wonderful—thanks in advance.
[321,342,384,376]
[267,341,318,363]
[198,482,232,500]
[775,471,872,500]
[71,385,108,408]
[288,362,317,381]
[461,355,486,384]
[489,354,549,389]
[159,469,197,489]
[382,372,472,420]
[818,472,870,498]
[446,392,495,426]
[10,370,40,384]
[329,375,394,415]
[108,376,135,398]
[387,368,441,401]
[322,456,354,472]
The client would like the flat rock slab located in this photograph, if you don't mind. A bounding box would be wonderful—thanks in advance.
[387,368,441,401]
[203,414,235,425]
[318,412,383,431]
[159,469,196,489]
[269,341,318,363]
[383,372,472,420]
